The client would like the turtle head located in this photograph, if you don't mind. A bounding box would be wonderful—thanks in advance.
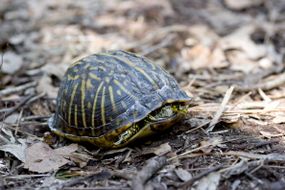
[114,103,189,147]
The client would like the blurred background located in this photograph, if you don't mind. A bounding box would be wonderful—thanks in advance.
[1,0,285,189]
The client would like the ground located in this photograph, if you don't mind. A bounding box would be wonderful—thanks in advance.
[1,0,285,189]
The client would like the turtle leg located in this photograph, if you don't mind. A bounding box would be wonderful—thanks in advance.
[114,124,140,146]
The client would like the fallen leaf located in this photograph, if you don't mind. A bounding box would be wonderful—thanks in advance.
[259,130,282,139]
[0,139,27,162]
[0,125,16,143]
[221,26,266,60]
[54,143,78,156]
[224,0,264,10]
[223,159,249,178]
[1,52,24,74]
[200,136,223,154]
[29,102,51,116]
[4,113,20,124]
[181,44,228,70]
[143,142,172,156]
[195,172,221,190]
[272,113,285,124]
[174,168,192,182]
[153,143,172,156]
[68,152,92,168]
[226,50,257,73]
[24,142,78,173]
[54,144,91,168]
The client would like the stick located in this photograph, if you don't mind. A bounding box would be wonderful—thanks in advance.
[207,86,235,132]
[0,82,37,97]
[132,156,167,190]
[237,72,285,92]
[181,165,223,189]
[0,94,34,121]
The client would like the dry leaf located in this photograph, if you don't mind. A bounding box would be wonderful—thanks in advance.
[1,52,24,74]
[24,142,78,173]
[221,26,266,60]
[200,136,223,154]
[195,172,221,190]
[153,143,172,156]
[259,130,282,139]
[4,113,20,124]
[55,144,91,168]
[143,142,172,156]
[174,168,192,182]
[273,115,285,124]
[181,44,228,70]
[54,143,78,156]
[227,50,257,73]
[0,139,27,162]
[29,102,51,116]
[223,159,249,179]
[68,152,92,168]
[224,0,264,10]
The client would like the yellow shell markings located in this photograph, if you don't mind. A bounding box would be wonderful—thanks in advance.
[81,80,88,128]
[117,51,158,70]
[105,77,111,83]
[89,73,100,81]
[68,83,79,126]
[99,53,159,89]
[114,79,137,100]
[108,86,117,112]
[116,89,122,96]
[87,102,92,109]
[74,105,78,127]
[91,81,104,128]
[67,74,80,81]
[101,86,106,126]
[98,66,106,72]
[86,79,93,90]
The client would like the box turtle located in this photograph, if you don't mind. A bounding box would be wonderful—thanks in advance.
[48,50,191,148]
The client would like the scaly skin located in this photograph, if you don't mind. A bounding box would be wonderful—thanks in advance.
[114,104,189,146]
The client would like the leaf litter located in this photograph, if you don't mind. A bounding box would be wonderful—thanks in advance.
[0,0,285,189]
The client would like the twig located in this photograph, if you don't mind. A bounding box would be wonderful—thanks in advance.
[0,94,34,121]
[237,72,285,92]
[63,187,130,190]
[21,115,50,121]
[0,81,37,97]
[132,156,167,190]
[2,123,42,140]
[207,86,235,132]
[57,170,111,190]
[222,151,285,162]
[185,120,210,134]
[168,139,222,162]
[181,165,224,189]
[14,108,23,136]
[26,92,46,104]
[0,52,3,71]
[4,174,50,180]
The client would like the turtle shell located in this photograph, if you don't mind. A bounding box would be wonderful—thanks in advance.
[48,50,191,147]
